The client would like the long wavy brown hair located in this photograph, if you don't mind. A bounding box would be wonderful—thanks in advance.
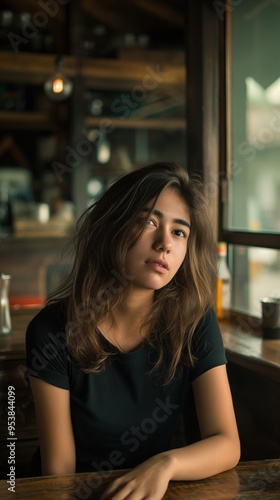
[49,162,217,384]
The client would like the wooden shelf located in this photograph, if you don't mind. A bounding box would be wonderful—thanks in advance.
[85,116,186,130]
[0,111,56,130]
[0,51,185,90]
[13,219,75,237]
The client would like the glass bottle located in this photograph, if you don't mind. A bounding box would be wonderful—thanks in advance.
[216,242,231,319]
[0,272,12,335]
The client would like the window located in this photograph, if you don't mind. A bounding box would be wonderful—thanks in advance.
[221,0,280,317]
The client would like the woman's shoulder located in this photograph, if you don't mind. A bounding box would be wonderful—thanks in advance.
[189,308,226,381]
[195,307,220,334]
[191,307,223,351]
[25,299,70,385]
[26,299,68,336]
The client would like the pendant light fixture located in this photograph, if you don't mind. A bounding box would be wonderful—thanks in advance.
[44,55,73,101]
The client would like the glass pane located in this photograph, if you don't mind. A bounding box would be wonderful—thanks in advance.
[227,1,280,233]
[230,245,280,317]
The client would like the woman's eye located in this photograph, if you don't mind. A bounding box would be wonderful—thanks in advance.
[173,229,187,238]
[147,218,156,226]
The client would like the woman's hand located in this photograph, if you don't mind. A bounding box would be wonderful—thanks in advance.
[100,453,174,500]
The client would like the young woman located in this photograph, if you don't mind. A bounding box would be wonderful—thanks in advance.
[26,162,240,499]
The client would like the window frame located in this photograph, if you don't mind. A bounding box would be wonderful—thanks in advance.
[218,5,279,251]
[186,0,279,319]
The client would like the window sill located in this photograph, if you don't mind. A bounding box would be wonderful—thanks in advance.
[219,317,280,380]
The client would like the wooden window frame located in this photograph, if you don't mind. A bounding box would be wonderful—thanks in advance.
[219,5,279,251]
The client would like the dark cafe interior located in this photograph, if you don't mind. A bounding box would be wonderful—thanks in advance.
[0,1,279,498]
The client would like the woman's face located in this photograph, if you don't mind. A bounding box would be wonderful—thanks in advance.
[125,188,190,294]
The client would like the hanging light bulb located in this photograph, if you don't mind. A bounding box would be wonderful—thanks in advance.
[44,56,73,101]
[97,139,111,164]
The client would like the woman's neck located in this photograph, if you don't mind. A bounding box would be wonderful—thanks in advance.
[98,290,154,352]
[116,289,154,320]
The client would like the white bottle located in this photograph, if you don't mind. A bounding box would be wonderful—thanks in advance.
[0,273,12,335]
[216,242,231,319]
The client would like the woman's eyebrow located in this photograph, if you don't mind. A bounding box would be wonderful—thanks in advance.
[141,207,191,229]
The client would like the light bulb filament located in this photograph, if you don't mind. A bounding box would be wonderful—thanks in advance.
[53,77,64,94]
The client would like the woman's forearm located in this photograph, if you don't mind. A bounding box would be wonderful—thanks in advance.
[163,433,240,481]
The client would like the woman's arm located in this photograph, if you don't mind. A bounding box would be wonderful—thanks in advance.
[167,363,241,479]
[29,377,76,476]
[101,365,240,499]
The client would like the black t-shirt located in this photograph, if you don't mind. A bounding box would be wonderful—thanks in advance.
[25,303,227,473]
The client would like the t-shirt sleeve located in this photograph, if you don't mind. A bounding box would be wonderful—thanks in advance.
[25,307,70,390]
[190,308,227,382]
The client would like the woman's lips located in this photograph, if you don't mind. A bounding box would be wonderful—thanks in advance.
[145,260,169,274]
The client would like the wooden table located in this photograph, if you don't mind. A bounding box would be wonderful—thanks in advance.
[0,460,279,499]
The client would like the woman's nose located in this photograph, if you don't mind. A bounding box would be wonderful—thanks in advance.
[152,230,171,252]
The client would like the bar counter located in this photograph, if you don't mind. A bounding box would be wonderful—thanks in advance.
[0,459,279,499]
